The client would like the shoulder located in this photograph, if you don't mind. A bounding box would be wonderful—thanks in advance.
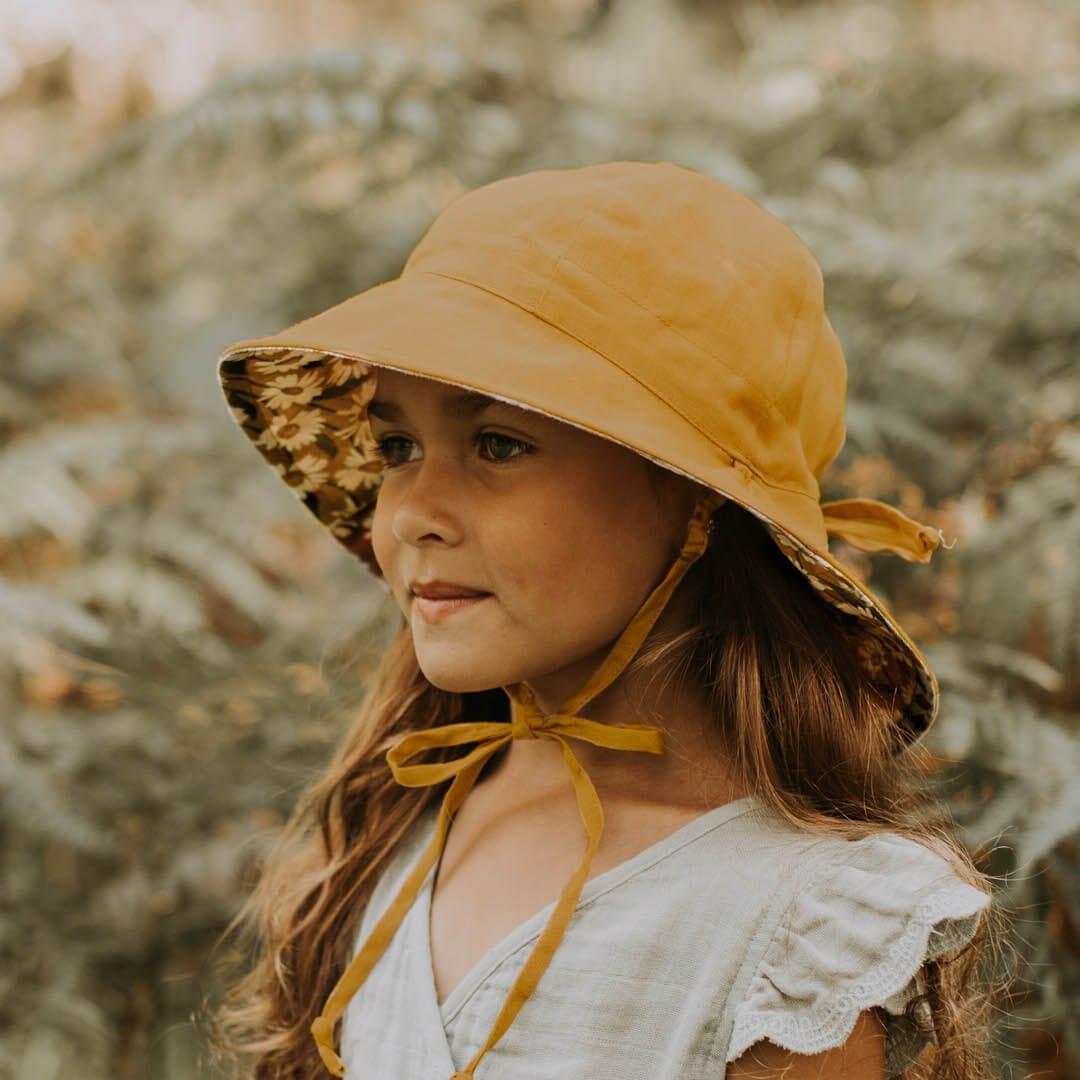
[726,829,992,1079]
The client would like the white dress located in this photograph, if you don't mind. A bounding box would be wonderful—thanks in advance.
[340,794,990,1079]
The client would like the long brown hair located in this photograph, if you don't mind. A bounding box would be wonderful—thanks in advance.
[200,484,1012,1079]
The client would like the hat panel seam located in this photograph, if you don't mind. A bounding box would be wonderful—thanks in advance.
[776,267,812,411]
[415,268,817,505]
[533,247,565,314]
[543,246,787,428]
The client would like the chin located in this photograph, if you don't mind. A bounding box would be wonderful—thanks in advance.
[414,658,512,696]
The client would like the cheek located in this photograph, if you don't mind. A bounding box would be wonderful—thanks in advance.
[503,503,659,629]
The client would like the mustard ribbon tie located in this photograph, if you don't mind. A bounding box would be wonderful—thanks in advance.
[309,488,725,1078]
[307,709,666,1077]
[820,496,952,562]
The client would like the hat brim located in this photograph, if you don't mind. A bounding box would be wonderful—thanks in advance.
[218,270,938,747]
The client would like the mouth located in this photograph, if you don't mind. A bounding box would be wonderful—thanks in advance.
[412,591,493,622]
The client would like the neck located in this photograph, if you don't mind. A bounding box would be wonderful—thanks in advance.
[484,591,745,811]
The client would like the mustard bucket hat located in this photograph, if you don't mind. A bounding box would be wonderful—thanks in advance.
[216,159,949,1078]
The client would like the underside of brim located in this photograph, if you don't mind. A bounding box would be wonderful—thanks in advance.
[219,346,384,571]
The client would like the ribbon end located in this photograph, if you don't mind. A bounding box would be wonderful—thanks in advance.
[311,1015,346,1077]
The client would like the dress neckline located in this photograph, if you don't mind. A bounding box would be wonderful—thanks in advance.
[412,793,764,1026]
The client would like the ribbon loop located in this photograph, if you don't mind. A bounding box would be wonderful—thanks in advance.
[545,713,665,755]
[821,496,950,563]
[387,722,516,786]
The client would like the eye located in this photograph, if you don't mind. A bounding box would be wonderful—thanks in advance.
[371,435,415,468]
[372,431,534,469]
[478,432,533,463]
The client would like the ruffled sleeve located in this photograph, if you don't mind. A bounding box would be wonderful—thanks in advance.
[726,831,992,1078]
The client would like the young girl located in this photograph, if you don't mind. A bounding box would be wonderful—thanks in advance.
[208,160,999,1079]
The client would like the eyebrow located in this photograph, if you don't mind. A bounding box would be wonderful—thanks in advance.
[367,390,503,422]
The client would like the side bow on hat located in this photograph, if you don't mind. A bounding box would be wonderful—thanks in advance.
[820,497,950,562]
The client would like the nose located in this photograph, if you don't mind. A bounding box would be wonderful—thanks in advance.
[389,452,466,549]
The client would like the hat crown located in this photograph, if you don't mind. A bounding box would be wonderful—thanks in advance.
[403,161,848,489]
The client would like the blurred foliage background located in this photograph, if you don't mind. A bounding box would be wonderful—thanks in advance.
[1,0,1078,1077]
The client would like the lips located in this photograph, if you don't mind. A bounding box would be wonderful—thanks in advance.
[411,591,493,624]
[410,580,491,600]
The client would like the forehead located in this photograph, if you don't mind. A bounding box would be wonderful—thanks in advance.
[368,367,544,423]
[372,368,447,395]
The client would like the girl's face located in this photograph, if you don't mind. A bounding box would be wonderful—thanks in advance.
[368,368,700,713]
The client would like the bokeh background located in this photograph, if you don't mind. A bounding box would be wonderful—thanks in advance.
[2,0,1078,1076]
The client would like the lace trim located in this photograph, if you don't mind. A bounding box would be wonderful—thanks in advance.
[726,854,989,1066]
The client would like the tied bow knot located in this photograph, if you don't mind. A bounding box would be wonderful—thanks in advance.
[510,702,558,740]
[511,709,542,740]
